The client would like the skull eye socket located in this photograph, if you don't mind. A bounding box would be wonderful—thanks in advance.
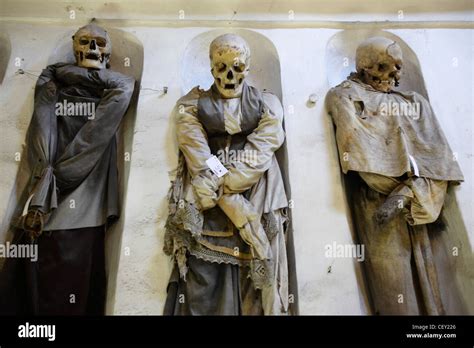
[233,62,246,73]
[395,64,402,70]
[378,63,388,71]
[79,38,89,45]
[96,38,107,47]
[216,62,227,73]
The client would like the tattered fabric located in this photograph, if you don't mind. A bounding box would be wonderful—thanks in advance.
[164,83,290,315]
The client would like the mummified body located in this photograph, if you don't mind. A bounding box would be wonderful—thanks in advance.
[164,34,290,315]
[326,37,463,315]
[0,24,135,315]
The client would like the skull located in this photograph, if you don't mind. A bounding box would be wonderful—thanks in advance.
[356,37,403,93]
[210,34,250,98]
[73,24,111,70]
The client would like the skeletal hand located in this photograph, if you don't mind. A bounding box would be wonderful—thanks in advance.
[373,195,409,226]
[23,209,44,241]
[192,170,223,210]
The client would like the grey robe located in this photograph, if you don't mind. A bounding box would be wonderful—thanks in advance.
[0,63,135,315]
[14,63,135,230]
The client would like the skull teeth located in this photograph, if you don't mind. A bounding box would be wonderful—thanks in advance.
[372,76,393,85]
[224,84,236,89]
[85,52,100,61]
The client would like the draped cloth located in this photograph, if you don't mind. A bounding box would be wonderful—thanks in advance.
[359,172,448,226]
[326,77,463,182]
[326,76,462,225]
[326,77,464,314]
[0,63,135,315]
[0,226,106,315]
[13,63,135,230]
[164,83,290,315]
[351,178,445,315]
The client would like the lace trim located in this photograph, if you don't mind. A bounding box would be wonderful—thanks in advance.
[197,238,253,260]
[251,258,274,289]
[164,153,279,289]
[189,242,252,267]
[202,230,234,237]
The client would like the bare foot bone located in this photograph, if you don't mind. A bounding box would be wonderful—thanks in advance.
[374,195,410,226]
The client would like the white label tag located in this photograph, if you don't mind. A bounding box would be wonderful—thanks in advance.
[205,156,228,178]
[408,154,420,177]
[22,194,34,216]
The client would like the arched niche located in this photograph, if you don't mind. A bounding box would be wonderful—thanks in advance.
[0,30,11,84]
[325,29,473,314]
[180,29,298,314]
[0,23,144,314]
[181,29,282,98]
[49,24,144,315]
[326,29,428,98]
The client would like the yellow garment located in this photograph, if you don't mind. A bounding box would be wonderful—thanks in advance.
[359,172,447,225]
[326,78,464,182]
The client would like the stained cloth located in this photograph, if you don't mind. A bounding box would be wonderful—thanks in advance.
[326,78,463,182]
[164,83,290,315]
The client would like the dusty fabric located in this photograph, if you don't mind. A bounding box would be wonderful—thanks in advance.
[410,224,445,315]
[352,179,444,315]
[164,84,289,315]
[326,76,458,314]
[326,77,464,182]
[13,63,135,230]
[0,226,106,315]
[163,255,262,315]
[359,172,448,225]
